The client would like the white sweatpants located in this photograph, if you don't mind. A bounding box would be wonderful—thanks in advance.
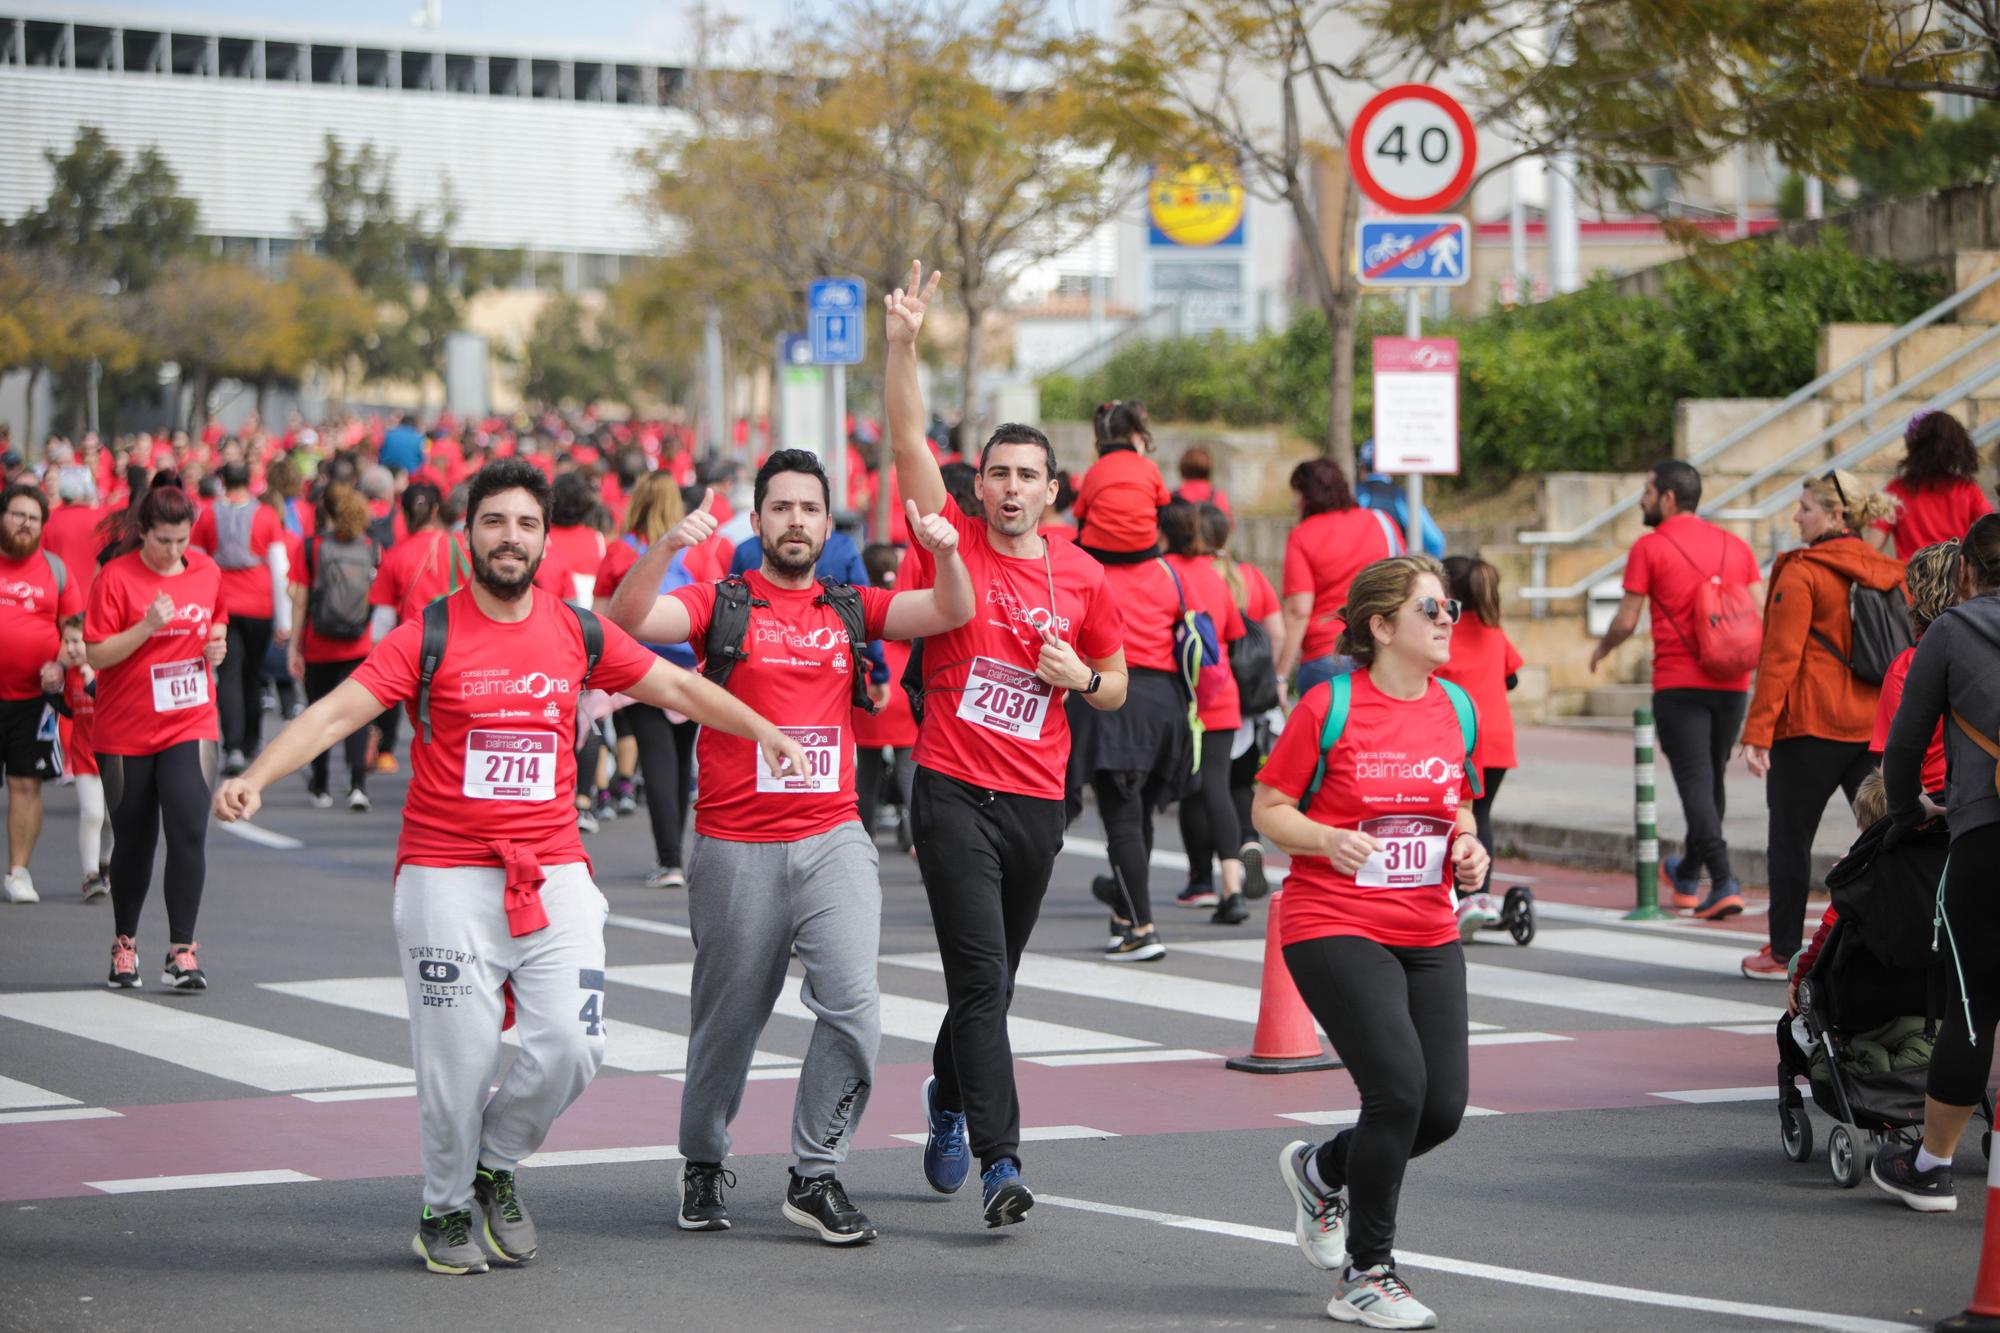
[392,862,609,1213]
[75,775,107,879]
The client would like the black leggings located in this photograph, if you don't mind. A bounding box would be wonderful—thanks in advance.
[217,616,272,755]
[303,659,368,795]
[627,705,696,869]
[1094,770,1159,929]
[1176,728,1241,883]
[1466,766,1508,897]
[1766,736,1875,957]
[103,740,215,943]
[1184,738,1260,883]
[1932,824,2000,1108]
[1283,935,1469,1269]
[856,745,915,839]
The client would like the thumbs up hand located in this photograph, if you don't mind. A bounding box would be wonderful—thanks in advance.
[665,488,721,553]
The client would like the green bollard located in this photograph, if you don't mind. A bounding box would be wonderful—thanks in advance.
[1626,706,1670,921]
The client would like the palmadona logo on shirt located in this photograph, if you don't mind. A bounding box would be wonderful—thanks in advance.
[1352,752,1463,785]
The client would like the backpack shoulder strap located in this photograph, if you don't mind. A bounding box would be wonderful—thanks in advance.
[702,574,758,687]
[1436,677,1485,800]
[1367,507,1401,554]
[1951,710,2000,799]
[415,596,451,745]
[815,578,875,713]
[1300,673,1353,811]
[567,603,604,687]
[43,551,65,599]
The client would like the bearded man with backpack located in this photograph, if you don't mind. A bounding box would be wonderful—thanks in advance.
[1591,460,1763,921]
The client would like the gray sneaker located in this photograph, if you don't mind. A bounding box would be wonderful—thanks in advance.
[472,1166,537,1262]
[412,1207,490,1275]
[1277,1140,1348,1271]
[1327,1265,1436,1330]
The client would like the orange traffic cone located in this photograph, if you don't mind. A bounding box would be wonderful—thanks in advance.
[1938,1144,2000,1330]
[1225,890,1341,1074]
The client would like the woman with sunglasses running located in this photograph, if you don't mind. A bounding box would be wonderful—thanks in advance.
[1740,468,1905,981]
[1252,554,1487,1331]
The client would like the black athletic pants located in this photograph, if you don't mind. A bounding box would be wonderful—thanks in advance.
[1467,766,1508,896]
[217,616,272,756]
[1653,688,1747,888]
[912,767,1066,1170]
[856,746,914,839]
[1184,738,1260,884]
[103,740,215,943]
[1094,770,1159,929]
[303,659,368,795]
[1932,824,2000,1108]
[627,704,696,869]
[1767,735,1874,958]
[1283,935,1469,1269]
[1175,727,1241,886]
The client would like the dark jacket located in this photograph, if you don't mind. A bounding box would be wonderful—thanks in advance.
[1885,592,2000,840]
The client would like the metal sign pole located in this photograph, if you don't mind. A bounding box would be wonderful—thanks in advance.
[1403,288,1424,552]
[829,363,848,523]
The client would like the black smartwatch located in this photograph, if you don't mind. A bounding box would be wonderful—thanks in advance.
[1083,670,1102,696]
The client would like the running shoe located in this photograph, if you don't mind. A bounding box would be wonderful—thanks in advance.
[1327,1265,1436,1329]
[1211,893,1250,926]
[308,788,334,810]
[1175,881,1220,909]
[576,808,599,835]
[1455,892,1501,942]
[412,1207,489,1275]
[471,1166,538,1261]
[1103,928,1165,963]
[782,1172,878,1245]
[980,1158,1034,1229]
[920,1075,970,1194]
[80,873,108,902]
[373,752,399,775]
[1740,945,1788,981]
[3,867,37,904]
[1694,879,1744,920]
[1104,916,1125,951]
[222,748,248,777]
[1660,855,1701,911]
[1277,1140,1348,1271]
[1870,1144,1958,1212]
[162,942,206,991]
[678,1161,735,1231]
[347,787,371,813]
[645,866,687,891]
[593,792,616,824]
[107,934,141,989]
[612,777,638,816]
[1240,841,1270,899]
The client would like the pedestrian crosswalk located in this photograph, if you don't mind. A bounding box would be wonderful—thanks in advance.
[0,917,1788,1112]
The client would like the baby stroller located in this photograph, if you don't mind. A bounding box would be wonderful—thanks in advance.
[1776,816,1994,1187]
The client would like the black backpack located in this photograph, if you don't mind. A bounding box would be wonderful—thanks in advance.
[1811,582,1914,686]
[702,574,875,714]
[304,535,378,640]
[1230,619,1281,715]
[413,596,604,745]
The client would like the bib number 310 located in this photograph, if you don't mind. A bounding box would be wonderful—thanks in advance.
[1355,816,1453,889]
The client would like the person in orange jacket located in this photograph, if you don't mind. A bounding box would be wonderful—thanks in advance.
[1740,469,1906,981]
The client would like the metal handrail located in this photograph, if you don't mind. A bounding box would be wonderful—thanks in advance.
[1517,263,2000,558]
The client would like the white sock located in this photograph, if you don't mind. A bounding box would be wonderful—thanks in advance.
[1916,1147,1953,1174]
[1305,1153,1333,1196]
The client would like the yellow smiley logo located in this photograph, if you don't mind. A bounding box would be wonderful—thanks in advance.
[1149,164,1245,248]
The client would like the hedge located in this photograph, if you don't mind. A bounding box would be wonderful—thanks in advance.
[1041,234,1943,482]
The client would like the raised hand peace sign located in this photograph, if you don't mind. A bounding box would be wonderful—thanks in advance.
[884,259,943,348]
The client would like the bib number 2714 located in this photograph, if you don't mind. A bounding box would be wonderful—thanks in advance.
[463,730,559,801]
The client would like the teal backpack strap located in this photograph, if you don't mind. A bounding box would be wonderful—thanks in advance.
[1299,673,1352,811]
[1436,678,1484,799]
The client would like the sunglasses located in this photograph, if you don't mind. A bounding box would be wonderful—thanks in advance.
[1414,597,1462,624]
[1821,470,1849,512]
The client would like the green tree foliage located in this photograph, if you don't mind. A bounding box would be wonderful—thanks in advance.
[2,127,199,293]
[521,295,629,411]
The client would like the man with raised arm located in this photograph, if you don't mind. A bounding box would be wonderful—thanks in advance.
[883,261,1128,1228]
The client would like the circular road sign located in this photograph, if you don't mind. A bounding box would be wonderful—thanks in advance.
[1350,84,1478,215]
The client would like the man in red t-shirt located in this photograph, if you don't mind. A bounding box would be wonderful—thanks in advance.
[214,459,805,1278]
[1590,460,1761,918]
[884,263,1129,1228]
[608,450,971,1243]
[0,483,85,903]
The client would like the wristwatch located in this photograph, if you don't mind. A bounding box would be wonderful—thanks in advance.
[1083,670,1102,696]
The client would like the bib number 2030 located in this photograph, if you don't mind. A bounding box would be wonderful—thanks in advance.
[956,656,1051,740]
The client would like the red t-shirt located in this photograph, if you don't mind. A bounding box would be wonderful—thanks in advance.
[1240,561,1280,624]
[190,500,285,619]
[593,537,642,601]
[84,550,227,756]
[0,550,85,700]
[60,666,97,778]
[1039,520,1077,545]
[1870,646,1948,792]
[671,570,893,842]
[291,538,376,664]
[1437,615,1524,771]
[370,528,464,625]
[546,525,607,602]
[1282,509,1406,660]
[1102,560,1192,675]
[1622,513,1761,692]
[904,504,1124,800]
[41,505,103,589]
[1172,478,1232,515]
[1164,553,1247,730]
[1879,477,1993,561]
[854,636,918,748]
[1073,448,1171,553]
[349,588,656,871]
[1258,673,1473,949]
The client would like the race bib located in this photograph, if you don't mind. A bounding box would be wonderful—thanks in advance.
[150,660,209,713]
[756,725,841,794]
[1355,816,1453,889]
[463,730,558,801]
[955,657,1051,740]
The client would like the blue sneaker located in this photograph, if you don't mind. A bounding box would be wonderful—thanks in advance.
[920,1076,970,1195]
[980,1157,1034,1229]
[1661,855,1700,910]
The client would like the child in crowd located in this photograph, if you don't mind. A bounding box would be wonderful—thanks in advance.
[55,615,110,902]
[1074,401,1170,564]
[1437,555,1523,940]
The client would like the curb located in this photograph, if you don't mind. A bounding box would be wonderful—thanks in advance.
[1492,817,1841,889]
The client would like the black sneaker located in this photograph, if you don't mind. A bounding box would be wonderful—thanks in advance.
[1211,893,1250,925]
[1240,841,1270,900]
[1175,881,1219,909]
[1871,1143,1957,1212]
[781,1172,878,1245]
[161,942,206,991]
[1104,928,1165,963]
[678,1162,735,1231]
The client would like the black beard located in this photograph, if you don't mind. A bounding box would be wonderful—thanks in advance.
[1641,503,1664,529]
[0,527,36,560]
[761,533,825,577]
[470,543,540,601]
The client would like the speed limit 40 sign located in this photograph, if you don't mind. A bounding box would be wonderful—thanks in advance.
[1351,84,1478,215]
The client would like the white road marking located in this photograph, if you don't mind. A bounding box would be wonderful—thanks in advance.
[0,992,412,1092]
[605,913,693,941]
[0,1106,121,1126]
[1466,1032,1571,1047]
[1651,1086,1775,1104]
[1279,1107,1503,1126]
[1462,962,1773,1025]
[1036,1194,1920,1333]
[1024,1049,1219,1068]
[1063,834,1188,872]
[87,1170,319,1194]
[0,1074,79,1109]
[1535,898,1768,937]
[215,820,305,850]
[660,1066,801,1083]
[1525,927,1758,977]
[520,1145,680,1168]
[291,1086,418,1103]
[1712,1023,1779,1036]
[892,1124,1118,1147]
[609,962,1151,1055]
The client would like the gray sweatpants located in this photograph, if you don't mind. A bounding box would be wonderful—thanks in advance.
[393,862,609,1213]
[679,821,882,1177]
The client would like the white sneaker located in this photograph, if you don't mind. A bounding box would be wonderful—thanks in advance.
[1277,1140,1347,1271]
[576,809,599,835]
[1327,1265,1437,1329]
[347,788,370,813]
[1455,892,1500,943]
[309,790,334,810]
[4,867,38,904]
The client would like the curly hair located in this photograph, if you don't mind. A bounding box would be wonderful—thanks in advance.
[1905,539,1964,636]
[1336,554,1448,666]
[1898,411,1981,488]
[1804,469,1899,533]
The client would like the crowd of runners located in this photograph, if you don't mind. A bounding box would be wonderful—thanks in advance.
[1,261,1996,1330]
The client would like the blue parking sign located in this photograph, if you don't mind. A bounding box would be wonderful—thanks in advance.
[809,277,866,365]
